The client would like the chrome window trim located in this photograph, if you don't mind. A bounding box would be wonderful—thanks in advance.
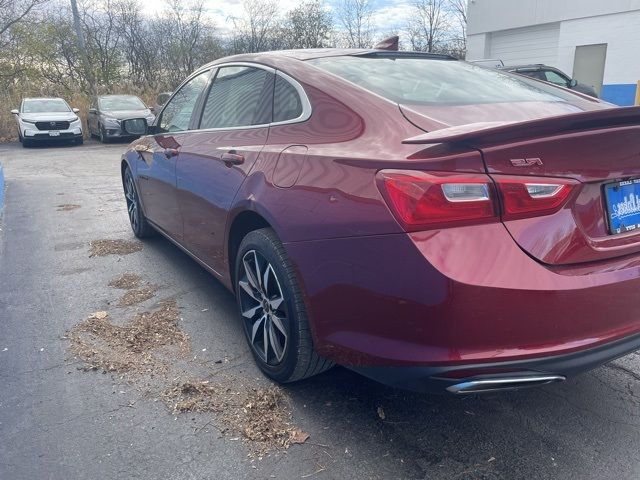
[161,62,312,134]
[270,70,312,126]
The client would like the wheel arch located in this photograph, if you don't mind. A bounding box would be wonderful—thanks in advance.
[227,210,272,290]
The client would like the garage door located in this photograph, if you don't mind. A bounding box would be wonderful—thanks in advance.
[489,23,560,66]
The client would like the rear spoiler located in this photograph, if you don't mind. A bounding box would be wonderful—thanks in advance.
[402,106,640,146]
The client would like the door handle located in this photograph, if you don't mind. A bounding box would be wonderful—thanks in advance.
[164,148,179,158]
[221,151,244,167]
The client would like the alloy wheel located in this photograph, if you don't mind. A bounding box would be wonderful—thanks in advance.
[238,250,289,365]
[124,171,139,232]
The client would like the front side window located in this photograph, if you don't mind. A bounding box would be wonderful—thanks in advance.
[199,66,273,129]
[159,70,210,133]
[309,56,574,105]
[22,99,70,113]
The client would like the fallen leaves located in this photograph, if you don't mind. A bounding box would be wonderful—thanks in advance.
[108,273,141,290]
[69,275,309,456]
[69,300,189,374]
[162,380,308,455]
[89,239,143,257]
[56,204,81,211]
[117,286,158,307]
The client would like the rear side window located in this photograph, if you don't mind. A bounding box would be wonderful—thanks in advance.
[200,66,273,129]
[273,75,303,122]
[309,56,573,105]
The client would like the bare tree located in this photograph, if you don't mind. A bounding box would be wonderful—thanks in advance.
[283,0,332,49]
[407,0,449,53]
[0,0,48,38]
[336,0,373,48]
[447,0,467,56]
[230,0,281,53]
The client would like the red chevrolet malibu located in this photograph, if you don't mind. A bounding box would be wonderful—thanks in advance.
[120,48,640,394]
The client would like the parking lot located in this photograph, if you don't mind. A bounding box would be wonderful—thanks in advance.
[1,140,640,480]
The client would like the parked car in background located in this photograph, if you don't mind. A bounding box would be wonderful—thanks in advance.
[119,48,640,394]
[10,97,83,147]
[504,64,598,97]
[87,94,155,143]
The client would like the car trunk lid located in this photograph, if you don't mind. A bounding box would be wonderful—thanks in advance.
[402,106,640,265]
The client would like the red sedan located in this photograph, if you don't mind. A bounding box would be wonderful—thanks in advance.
[120,48,640,394]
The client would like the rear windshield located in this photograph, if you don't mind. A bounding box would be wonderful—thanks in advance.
[99,95,146,111]
[22,99,70,113]
[308,56,573,105]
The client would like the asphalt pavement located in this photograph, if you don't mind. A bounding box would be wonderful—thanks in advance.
[1,139,640,480]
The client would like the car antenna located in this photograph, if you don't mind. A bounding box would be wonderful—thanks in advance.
[374,35,399,51]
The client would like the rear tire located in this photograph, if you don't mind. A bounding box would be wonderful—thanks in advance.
[235,228,333,383]
[123,167,155,238]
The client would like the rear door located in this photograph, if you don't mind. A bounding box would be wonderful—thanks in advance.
[134,70,211,239]
[176,65,274,273]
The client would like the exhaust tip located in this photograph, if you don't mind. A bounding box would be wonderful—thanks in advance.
[447,375,565,394]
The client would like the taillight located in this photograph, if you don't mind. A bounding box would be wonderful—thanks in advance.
[493,176,579,220]
[377,170,579,231]
[376,170,497,231]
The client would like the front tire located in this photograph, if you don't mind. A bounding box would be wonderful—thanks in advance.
[235,228,333,383]
[99,125,109,144]
[123,167,155,238]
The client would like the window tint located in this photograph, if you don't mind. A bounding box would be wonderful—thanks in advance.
[159,70,210,133]
[544,70,568,86]
[519,70,546,81]
[273,75,303,122]
[200,66,272,129]
[309,56,573,105]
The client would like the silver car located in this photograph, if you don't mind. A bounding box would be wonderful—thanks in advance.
[11,97,83,148]
[87,95,155,143]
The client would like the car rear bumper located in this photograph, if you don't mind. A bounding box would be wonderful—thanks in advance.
[284,222,640,384]
[350,331,640,393]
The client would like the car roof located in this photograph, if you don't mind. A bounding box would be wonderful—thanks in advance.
[23,97,66,101]
[98,94,140,98]
[201,49,457,69]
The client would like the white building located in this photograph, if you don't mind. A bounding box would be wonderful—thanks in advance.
[466,0,640,105]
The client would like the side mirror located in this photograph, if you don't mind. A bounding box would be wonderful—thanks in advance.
[88,108,97,114]
[148,106,155,112]
[121,118,148,136]
[72,107,80,113]
[569,79,578,88]
[10,109,19,115]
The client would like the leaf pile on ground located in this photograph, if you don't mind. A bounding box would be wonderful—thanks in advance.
[89,239,143,257]
[56,204,81,211]
[108,273,141,290]
[68,300,190,374]
[162,380,309,455]
[117,286,158,307]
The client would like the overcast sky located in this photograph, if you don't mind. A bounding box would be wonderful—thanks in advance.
[139,0,414,37]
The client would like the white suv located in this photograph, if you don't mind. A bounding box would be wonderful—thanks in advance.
[11,98,84,147]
